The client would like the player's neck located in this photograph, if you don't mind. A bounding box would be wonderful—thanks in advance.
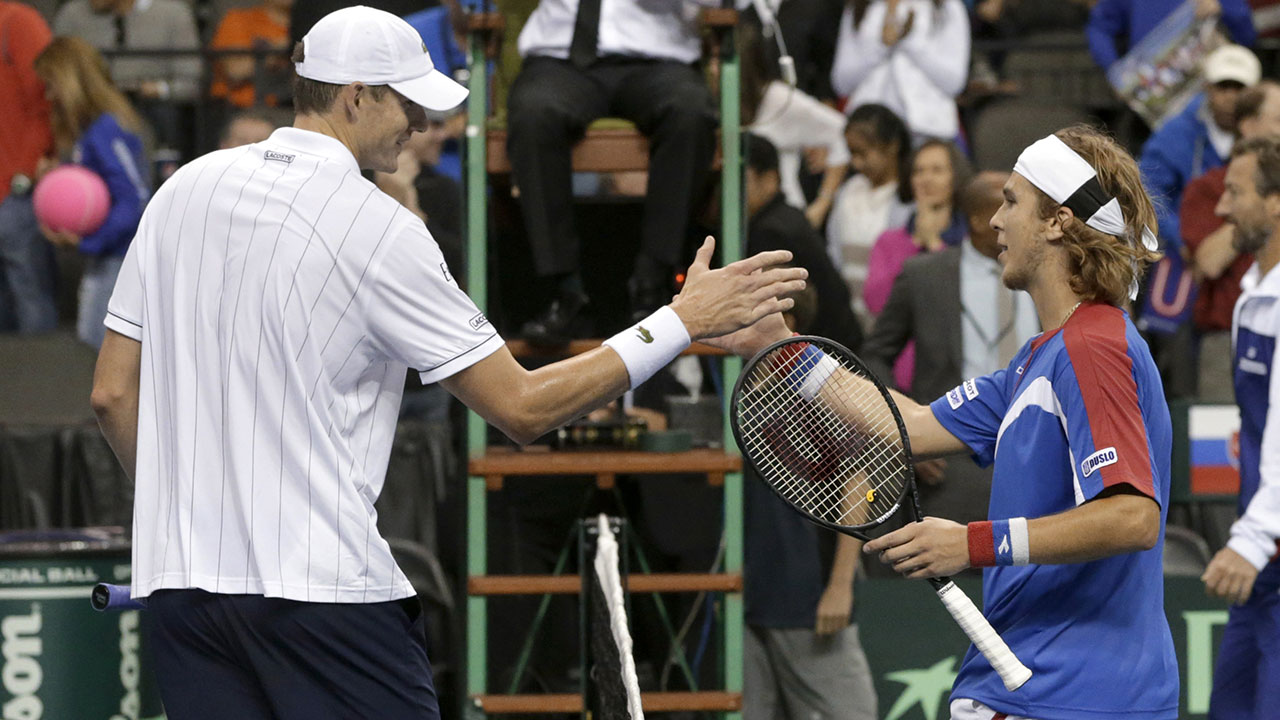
[293,115,362,168]
[1028,267,1085,332]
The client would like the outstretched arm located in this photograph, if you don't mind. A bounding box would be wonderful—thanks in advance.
[815,533,862,635]
[442,239,807,445]
[1205,355,1280,604]
[864,485,1160,578]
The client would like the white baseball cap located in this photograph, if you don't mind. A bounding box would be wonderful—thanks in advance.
[1203,44,1262,87]
[295,5,468,112]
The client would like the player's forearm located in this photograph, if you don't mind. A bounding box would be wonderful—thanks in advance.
[90,332,141,481]
[827,533,863,586]
[1022,491,1159,564]
[443,342,631,446]
[94,401,138,482]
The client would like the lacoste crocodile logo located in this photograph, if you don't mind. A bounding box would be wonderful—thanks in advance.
[636,326,654,343]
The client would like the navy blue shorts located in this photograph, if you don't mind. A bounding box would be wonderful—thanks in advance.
[145,589,439,719]
[1209,589,1280,720]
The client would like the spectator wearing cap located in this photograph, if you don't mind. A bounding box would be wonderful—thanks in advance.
[1087,0,1257,71]
[89,7,805,718]
[1138,43,1260,398]
[1180,80,1280,401]
[1140,44,1262,258]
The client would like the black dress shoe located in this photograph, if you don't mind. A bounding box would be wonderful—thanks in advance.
[627,275,671,324]
[520,291,589,346]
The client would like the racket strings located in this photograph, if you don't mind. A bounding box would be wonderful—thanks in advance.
[737,343,910,529]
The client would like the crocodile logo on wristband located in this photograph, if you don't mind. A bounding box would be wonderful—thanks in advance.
[636,326,654,344]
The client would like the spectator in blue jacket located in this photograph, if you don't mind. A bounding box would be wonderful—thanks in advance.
[1087,0,1256,71]
[404,1,467,183]
[35,36,149,349]
[1140,44,1260,254]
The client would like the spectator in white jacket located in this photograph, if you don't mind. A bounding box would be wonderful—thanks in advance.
[830,0,970,142]
[742,20,850,228]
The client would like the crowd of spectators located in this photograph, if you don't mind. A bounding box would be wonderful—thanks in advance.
[7,0,1280,716]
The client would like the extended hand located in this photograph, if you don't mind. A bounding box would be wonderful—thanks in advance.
[1202,546,1258,606]
[699,312,793,359]
[670,236,806,341]
[863,516,969,579]
[814,582,853,635]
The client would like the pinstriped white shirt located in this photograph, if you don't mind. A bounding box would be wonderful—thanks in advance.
[106,127,505,603]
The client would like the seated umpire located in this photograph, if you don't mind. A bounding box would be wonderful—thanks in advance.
[511,0,718,344]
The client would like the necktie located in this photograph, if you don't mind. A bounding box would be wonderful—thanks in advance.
[569,0,602,68]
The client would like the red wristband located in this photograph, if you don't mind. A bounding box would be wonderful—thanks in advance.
[968,521,996,568]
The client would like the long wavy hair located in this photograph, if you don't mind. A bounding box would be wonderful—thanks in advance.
[34,36,144,154]
[1034,125,1162,306]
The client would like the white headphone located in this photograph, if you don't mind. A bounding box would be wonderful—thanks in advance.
[751,0,796,86]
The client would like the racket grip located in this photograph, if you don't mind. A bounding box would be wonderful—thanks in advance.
[934,580,1032,691]
[90,583,147,611]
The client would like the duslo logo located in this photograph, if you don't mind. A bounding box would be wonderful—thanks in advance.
[1080,446,1118,478]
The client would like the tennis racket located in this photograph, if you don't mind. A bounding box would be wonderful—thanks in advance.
[90,583,146,611]
[729,335,1032,692]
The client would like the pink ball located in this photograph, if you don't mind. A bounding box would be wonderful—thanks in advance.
[33,165,110,236]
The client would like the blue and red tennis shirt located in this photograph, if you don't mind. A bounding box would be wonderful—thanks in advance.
[930,302,1178,720]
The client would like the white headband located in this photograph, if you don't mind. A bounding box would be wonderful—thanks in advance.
[1013,135,1159,253]
[1013,134,1158,299]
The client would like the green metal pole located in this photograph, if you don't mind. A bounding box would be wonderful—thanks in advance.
[717,22,744,720]
[465,22,490,717]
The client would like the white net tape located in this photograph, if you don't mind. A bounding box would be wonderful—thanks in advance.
[593,514,645,720]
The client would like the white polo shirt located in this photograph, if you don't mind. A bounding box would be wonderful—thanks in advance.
[517,0,706,64]
[106,127,505,603]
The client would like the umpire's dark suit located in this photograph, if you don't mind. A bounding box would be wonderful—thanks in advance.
[507,57,717,279]
[861,246,993,529]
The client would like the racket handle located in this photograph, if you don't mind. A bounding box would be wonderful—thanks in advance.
[934,580,1032,692]
[90,583,147,611]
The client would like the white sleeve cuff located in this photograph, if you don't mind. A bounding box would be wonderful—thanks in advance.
[1227,530,1273,572]
[104,310,143,342]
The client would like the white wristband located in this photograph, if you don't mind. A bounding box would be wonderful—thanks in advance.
[797,348,839,401]
[602,306,691,390]
[1008,517,1030,566]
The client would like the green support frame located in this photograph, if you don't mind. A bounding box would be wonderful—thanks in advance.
[463,15,742,717]
[717,24,745,720]
[465,25,490,718]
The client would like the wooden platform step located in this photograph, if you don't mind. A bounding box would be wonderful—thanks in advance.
[469,572,741,596]
[474,691,741,713]
[470,448,740,482]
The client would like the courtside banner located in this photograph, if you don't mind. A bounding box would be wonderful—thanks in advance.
[0,537,164,720]
[1189,404,1241,497]
[858,577,1229,720]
